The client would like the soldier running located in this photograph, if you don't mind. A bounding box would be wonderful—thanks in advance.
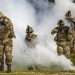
[25,25,37,41]
[25,25,37,48]
[65,10,75,53]
[0,12,15,72]
[51,19,72,58]
[25,25,38,70]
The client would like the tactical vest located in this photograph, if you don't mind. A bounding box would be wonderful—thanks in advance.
[0,17,9,40]
[55,26,69,42]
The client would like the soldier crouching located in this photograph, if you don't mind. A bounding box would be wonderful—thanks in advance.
[0,12,15,72]
[51,19,72,58]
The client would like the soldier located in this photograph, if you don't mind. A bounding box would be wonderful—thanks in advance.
[65,10,75,53]
[51,20,72,58]
[25,25,38,70]
[65,10,71,18]
[65,10,75,29]
[25,25,37,48]
[25,25,37,41]
[0,12,15,72]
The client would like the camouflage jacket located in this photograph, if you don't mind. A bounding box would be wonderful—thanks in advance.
[0,16,15,42]
[25,33,37,42]
[51,26,72,42]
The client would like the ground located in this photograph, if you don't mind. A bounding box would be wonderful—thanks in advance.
[0,53,75,75]
[0,71,75,75]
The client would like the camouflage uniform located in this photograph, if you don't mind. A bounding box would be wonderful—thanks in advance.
[25,25,37,48]
[51,20,72,58]
[0,12,15,72]
[25,25,37,42]
[25,25,38,70]
[65,10,75,53]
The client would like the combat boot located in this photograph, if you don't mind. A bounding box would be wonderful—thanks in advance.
[7,64,11,73]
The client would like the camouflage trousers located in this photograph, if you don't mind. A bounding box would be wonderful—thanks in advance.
[0,39,12,65]
[71,39,75,53]
[57,41,71,58]
[71,31,75,53]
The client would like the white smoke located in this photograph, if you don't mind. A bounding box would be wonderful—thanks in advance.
[0,0,75,71]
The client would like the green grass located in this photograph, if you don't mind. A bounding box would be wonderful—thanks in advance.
[0,71,75,75]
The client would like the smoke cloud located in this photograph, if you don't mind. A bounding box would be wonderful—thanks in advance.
[0,0,75,71]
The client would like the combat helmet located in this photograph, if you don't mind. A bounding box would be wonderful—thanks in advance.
[26,25,34,33]
[65,10,71,17]
[57,19,64,26]
[0,12,6,26]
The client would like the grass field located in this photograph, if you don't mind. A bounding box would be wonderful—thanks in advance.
[0,71,75,75]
